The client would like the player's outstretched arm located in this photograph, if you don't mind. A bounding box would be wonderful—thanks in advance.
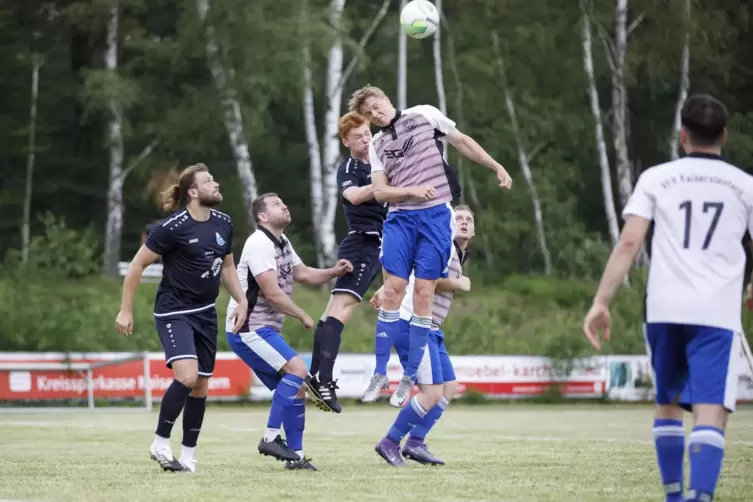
[342,185,375,205]
[436,275,471,293]
[255,270,311,326]
[371,171,434,203]
[445,129,512,189]
[292,260,354,287]
[220,254,248,333]
[116,245,159,336]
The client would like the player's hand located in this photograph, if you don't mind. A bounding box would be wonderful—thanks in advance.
[411,185,436,201]
[457,275,471,292]
[300,313,315,330]
[115,310,133,336]
[496,167,512,190]
[745,283,753,311]
[230,299,248,334]
[583,303,611,351]
[332,259,353,277]
[370,291,383,311]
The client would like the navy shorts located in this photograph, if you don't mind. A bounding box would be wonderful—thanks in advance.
[380,203,456,281]
[332,232,382,302]
[154,307,218,377]
[645,323,742,413]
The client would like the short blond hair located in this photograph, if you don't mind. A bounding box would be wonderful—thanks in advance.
[348,84,386,114]
[338,111,370,140]
[454,204,475,218]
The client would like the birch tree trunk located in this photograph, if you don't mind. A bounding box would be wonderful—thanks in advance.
[319,0,347,267]
[669,0,691,160]
[397,0,407,109]
[582,13,620,245]
[611,0,633,210]
[22,53,42,265]
[103,2,125,276]
[195,0,258,228]
[492,31,552,275]
[432,0,447,161]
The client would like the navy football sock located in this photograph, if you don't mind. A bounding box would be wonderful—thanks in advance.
[318,317,344,383]
[308,321,325,377]
[181,396,207,448]
[155,379,192,439]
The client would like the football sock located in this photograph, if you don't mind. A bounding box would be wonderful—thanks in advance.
[267,374,304,432]
[155,379,192,439]
[318,317,344,382]
[404,315,432,378]
[652,418,685,502]
[387,396,427,443]
[282,397,306,454]
[409,397,449,442]
[308,321,325,376]
[687,426,725,502]
[375,309,400,375]
[181,396,207,448]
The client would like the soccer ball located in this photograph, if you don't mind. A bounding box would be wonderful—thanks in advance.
[400,0,439,39]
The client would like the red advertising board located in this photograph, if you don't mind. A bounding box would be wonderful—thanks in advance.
[0,353,252,401]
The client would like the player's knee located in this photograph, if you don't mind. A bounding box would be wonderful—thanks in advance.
[442,380,457,400]
[190,376,210,398]
[176,373,198,389]
[412,281,435,312]
[382,277,407,307]
[283,356,308,379]
[420,384,443,408]
[693,403,729,430]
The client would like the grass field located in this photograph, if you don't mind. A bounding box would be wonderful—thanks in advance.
[1,403,752,501]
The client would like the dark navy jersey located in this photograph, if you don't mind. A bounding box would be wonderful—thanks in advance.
[145,208,234,316]
[337,157,387,235]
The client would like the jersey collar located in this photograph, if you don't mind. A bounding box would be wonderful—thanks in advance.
[258,224,288,250]
[454,240,469,265]
[686,152,723,160]
[381,110,402,140]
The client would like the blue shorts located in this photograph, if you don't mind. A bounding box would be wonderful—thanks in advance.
[644,323,742,413]
[393,319,456,385]
[380,203,455,281]
[226,326,297,391]
[154,308,217,377]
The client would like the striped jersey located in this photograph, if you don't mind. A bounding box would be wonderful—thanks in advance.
[225,226,302,333]
[400,242,468,330]
[369,105,461,211]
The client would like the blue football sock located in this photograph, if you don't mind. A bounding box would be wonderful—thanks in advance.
[267,374,304,430]
[282,397,306,454]
[687,426,725,502]
[374,309,399,375]
[387,396,428,443]
[652,418,685,502]
[403,315,432,379]
[409,397,449,442]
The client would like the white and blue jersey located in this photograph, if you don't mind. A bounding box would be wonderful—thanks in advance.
[624,152,753,412]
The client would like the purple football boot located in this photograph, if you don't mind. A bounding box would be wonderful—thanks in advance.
[402,437,445,466]
[375,437,406,466]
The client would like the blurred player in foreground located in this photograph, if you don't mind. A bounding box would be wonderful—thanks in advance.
[116,164,248,473]
[583,94,751,502]
[368,205,475,466]
[306,112,387,414]
[225,193,352,471]
[348,84,511,409]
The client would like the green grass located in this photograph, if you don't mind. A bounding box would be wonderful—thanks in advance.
[2,403,753,501]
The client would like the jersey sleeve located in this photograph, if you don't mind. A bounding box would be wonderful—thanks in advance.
[225,220,234,256]
[622,171,655,221]
[416,105,456,135]
[369,140,384,173]
[144,223,175,255]
[337,159,360,195]
[246,236,277,277]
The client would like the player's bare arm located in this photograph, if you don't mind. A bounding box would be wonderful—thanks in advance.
[292,260,353,287]
[116,244,160,336]
[436,275,471,293]
[220,254,248,333]
[255,269,312,327]
[371,171,435,204]
[445,129,512,189]
[583,215,651,350]
[342,185,375,205]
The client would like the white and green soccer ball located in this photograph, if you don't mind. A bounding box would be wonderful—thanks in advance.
[400,0,439,39]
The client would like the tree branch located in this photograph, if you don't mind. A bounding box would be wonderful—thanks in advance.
[335,0,391,94]
[525,140,549,164]
[122,138,160,178]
